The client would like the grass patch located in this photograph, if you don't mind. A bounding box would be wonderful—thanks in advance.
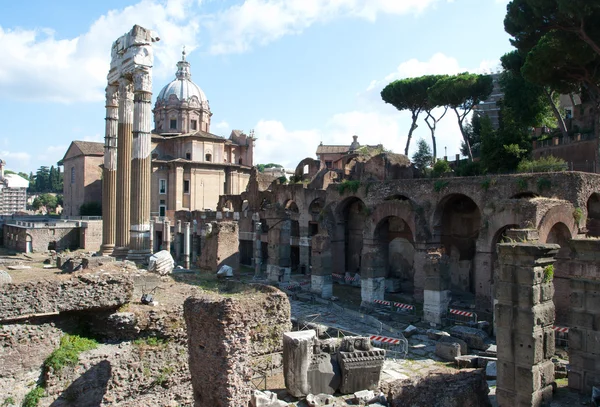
[44,334,98,372]
[21,387,44,407]
[480,178,491,191]
[536,177,552,192]
[2,397,15,406]
[516,178,528,191]
[133,336,167,348]
[573,207,583,226]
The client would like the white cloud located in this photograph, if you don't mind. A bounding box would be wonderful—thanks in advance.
[0,0,201,103]
[253,120,321,168]
[83,134,104,143]
[0,151,32,173]
[206,0,448,54]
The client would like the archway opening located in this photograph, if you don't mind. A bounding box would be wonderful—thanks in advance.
[438,194,481,295]
[285,200,299,213]
[374,216,414,293]
[546,222,572,258]
[341,198,367,274]
[587,193,600,237]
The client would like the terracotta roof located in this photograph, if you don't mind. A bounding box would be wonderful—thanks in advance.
[152,130,227,142]
[316,145,349,154]
[72,141,104,156]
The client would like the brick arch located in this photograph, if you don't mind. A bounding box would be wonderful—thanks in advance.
[369,200,417,242]
[476,207,529,252]
[537,204,578,244]
[432,193,482,259]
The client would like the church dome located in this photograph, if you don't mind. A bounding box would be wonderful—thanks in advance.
[156,50,208,105]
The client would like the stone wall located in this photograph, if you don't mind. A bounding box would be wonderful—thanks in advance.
[0,273,133,321]
[198,221,239,272]
[567,240,600,394]
[80,220,103,252]
[183,284,291,407]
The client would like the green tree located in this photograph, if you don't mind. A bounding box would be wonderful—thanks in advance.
[79,201,102,216]
[381,77,432,155]
[428,73,494,162]
[3,170,15,176]
[18,172,29,180]
[411,139,433,171]
[32,193,58,213]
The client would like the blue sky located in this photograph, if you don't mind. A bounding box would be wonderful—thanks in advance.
[0,0,513,174]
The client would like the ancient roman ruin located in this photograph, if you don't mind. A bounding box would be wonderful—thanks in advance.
[0,23,599,407]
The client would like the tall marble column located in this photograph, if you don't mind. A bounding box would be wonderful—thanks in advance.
[114,78,134,257]
[100,84,118,255]
[183,221,191,268]
[128,69,153,261]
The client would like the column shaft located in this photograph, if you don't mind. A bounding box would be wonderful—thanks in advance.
[114,79,133,257]
[128,70,153,261]
[100,85,118,255]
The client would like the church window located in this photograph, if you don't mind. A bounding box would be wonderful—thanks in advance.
[159,179,167,194]
[191,120,197,130]
[205,153,212,162]
[170,119,177,129]
[239,158,243,165]
[159,200,166,217]
[183,180,190,194]
[186,152,191,160]
[325,161,332,169]
[70,167,75,184]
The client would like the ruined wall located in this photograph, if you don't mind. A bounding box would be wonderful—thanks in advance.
[567,239,600,394]
[183,284,291,407]
[198,221,239,272]
[0,273,133,321]
[80,220,103,251]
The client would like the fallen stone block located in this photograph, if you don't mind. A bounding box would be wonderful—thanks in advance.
[7,265,31,270]
[439,336,468,355]
[436,341,462,361]
[306,393,335,407]
[427,328,450,341]
[403,325,418,338]
[148,250,174,275]
[284,330,316,397]
[251,390,287,407]
[449,326,488,350]
[0,270,11,285]
[353,389,375,404]
[455,355,479,369]
[217,264,234,278]
[485,361,496,379]
[82,256,116,269]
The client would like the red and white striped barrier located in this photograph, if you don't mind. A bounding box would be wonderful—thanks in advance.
[344,275,359,282]
[394,302,415,311]
[299,281,310,286]
[332,273,344,279]
[374,299,391,307]
[449,308,474,317]
[553,326,569,333]
[370,335,401,345]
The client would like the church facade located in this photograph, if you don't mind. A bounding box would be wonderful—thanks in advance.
[150,51,254,219]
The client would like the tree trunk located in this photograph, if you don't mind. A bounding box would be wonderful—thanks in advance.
[577,19,600,58]
[425,108,448,163]
[405,111,419,156]
[454,108,473,162]
[544,89,568,138]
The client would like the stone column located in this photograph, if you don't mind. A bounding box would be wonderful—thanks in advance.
[283,330,316,398]
[175,220,182,262]
[496,243,558,407]
[253,220,263,279]
[162,219,171,252]
[412,243,430,302]
[128,69,153,262]
[183,221,191,269]
[422,249,451,327]
[310,234,333,299]
[114,78,134,257]
[360,238,386,306]
[267,218,291,283]
[100,84,118,255]
[192,220,199,265]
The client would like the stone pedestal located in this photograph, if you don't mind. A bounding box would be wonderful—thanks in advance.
[310,234,332,299]
[100,85,118,255]
[422,250,451,326]
[495,243,558,407]
[283,330,316,397]
[360,277,385,305]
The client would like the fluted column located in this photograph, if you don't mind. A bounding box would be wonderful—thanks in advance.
[114,78,134,257]
[128,69,153,261]
[100,84,118,255]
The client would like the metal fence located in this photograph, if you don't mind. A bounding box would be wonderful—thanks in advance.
[370,334,409,359]
[554,326,569,348]
[445,308,478,326]
[373,300,416,315]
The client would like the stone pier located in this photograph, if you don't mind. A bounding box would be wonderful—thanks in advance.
[100,85,118,255]
[183,221,191,269]
[495,243,558,407]
[127,67,153,261]
[299,227,311,274]
[162,219,171,252]
[422,249,451,326]
[267,218,291,283]
[254,219,263,278]
[310,233,332,299]
[360,239,386,306]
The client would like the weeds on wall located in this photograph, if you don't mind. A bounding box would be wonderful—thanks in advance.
[573,207,584,226]
[543,265,554,283]
[516,178,528,191]
[481,178,491,191]
[21,387,44,407]
[536,177,552,192]
[336,180,361,195]
[44,334,98,372]
[434,180,449,192]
